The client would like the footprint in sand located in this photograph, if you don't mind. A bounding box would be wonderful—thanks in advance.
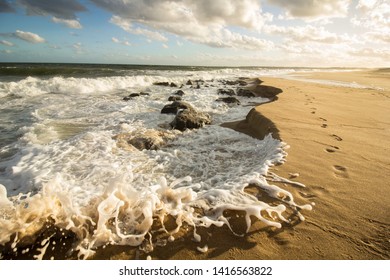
[333,165,349,178]
[331,134,343,141]
[321,124,328,128]
[319,117,327,122]
[325,145,340,153]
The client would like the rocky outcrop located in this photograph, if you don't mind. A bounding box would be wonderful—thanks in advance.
[161,101,211,131]
[170,109,211,131]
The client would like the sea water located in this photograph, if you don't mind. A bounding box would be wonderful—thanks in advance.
[0,63,314,259]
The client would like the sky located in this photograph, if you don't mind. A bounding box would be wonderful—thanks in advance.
[0,0,389,67]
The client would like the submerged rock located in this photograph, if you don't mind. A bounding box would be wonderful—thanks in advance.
[173,89,185,96]
[153,82,178,87]
[216,97,241,105]
[114,129,176,151]
[168,96,182,101]
[217,89,235,96]
[161,101,194,114]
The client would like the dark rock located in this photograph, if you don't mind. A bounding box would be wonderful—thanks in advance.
[186,80,193,85]
[153,82,170,86]
[129,93,140,97]
[237,88,255,98]
[140,92,150,96]
[238,80,248,86]
[168,96,182,101]
[123,96,131,101]
[161,101,194,114]
[170,109,211,131]
[216,97,241,105]
[170,82,178,87]
[217,89,235,96]
[174,89,185,96]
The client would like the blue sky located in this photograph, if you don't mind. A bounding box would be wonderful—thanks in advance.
[0,0,389,67]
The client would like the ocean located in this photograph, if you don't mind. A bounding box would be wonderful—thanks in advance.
[0,63,316,259]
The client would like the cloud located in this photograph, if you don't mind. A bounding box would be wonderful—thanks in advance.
[162,43,169,49]
[92,0,273,50]
[352,0,390,34]
[264,24,343,44]
[1,49,12,54]
[350,47,390,59]
[0,0,15,13]
[51,16,82,29]
[267,0,351,20]
[110,15,168,42]
[18,0,87,19]
[14,30,45,43]
[0,39,14,46]
[111,36,132,46]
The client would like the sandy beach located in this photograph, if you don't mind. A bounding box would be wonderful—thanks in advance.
[135,69,390,260]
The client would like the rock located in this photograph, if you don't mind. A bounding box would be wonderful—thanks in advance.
[237,88,255,98]
[153,82,170,86]
[153,82,178,87]
[170,109,211,131]
[186,80,193,85]
[129,93,140,97]
[161,101,194,114]
[173,89,185,96]
[114,129,176,151]
[217,89,235,96]
[216,97,241,105]
[140,92,150,96]
[168,96,182,101]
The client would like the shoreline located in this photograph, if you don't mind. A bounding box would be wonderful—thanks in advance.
[1,69,389,260]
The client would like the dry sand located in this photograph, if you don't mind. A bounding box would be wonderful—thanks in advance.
[92,69,390,260]
[218,69,390,260]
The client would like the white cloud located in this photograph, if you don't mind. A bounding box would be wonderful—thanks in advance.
[162,43,169,49]
[51,17,82,29]
[111,36,132,46]
[1,49,12,54]
[352,0,390,35]
[350,47,390,59]
[0,40,14,46]
[267,0,351,20]
[110,15,168,42]
[14,30,45,43]
[92,0,273,50]
[264,24,350,44]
